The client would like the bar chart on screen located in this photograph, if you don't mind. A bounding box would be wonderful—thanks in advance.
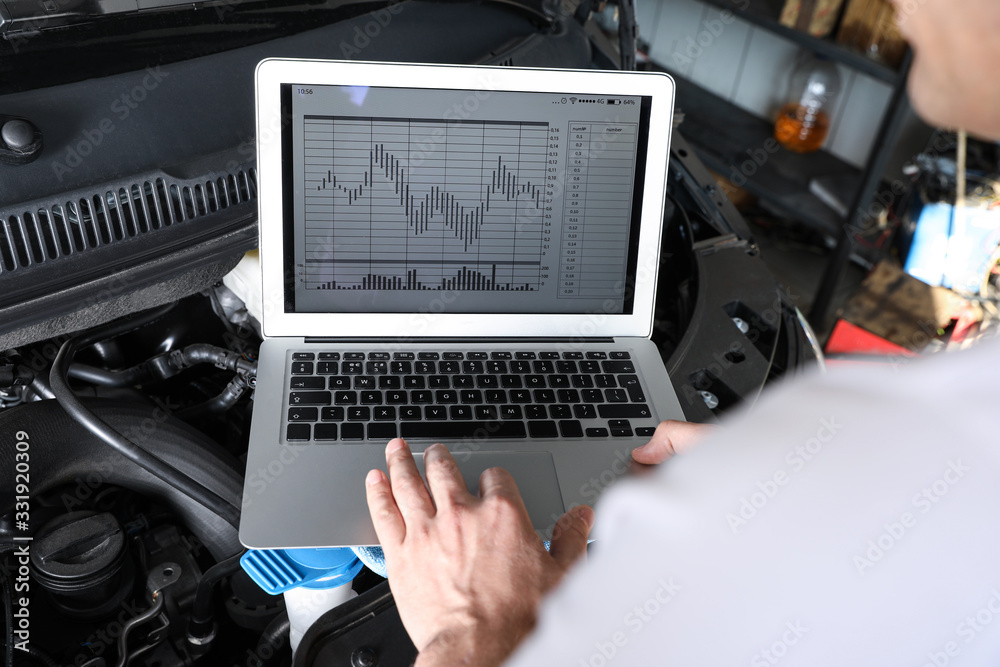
[302,116,557,292]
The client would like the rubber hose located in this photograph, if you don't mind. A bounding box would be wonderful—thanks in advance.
[0,399,243,560]
[188,549,245,640]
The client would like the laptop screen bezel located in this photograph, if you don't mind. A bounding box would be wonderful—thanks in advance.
[256,58,675,339]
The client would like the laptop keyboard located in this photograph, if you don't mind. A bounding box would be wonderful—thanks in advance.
[284,350,659,443]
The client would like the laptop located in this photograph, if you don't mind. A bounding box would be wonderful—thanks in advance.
[240,58,685,548]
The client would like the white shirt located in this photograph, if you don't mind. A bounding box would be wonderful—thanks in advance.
[508,336,1000,666]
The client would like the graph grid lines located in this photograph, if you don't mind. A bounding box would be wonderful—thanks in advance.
[303,116,549,291]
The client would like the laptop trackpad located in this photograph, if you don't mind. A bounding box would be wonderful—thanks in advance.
[414,451,565,535]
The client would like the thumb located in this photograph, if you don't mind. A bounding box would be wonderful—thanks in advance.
[549,505,594,573]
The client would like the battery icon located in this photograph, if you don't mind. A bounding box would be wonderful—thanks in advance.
[606,98,622,105]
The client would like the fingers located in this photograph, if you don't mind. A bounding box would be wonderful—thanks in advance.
[366,468,405,546]
[384,438,436,520]
[631,419,716,465]
[549,505,594,573]
[477,466,520,500]
[423,443,473,509]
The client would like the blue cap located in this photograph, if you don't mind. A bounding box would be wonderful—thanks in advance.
[241,548,364,595]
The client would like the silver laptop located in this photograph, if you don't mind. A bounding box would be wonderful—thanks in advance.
[240,58,684,548]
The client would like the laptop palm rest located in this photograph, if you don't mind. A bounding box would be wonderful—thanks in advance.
[414,451,565,538]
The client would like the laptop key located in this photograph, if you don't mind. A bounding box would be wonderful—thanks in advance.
[342,361,363,374]
[435,390,458,404]
[452,375,474,388]
[501,375,522,388]
[450,405,473,420]
[609,419,633,437]
[401,421,527,439]
[403,376,425,388]
[341,423,364,440]
[533,389,556,403]
[533,360,554,374]
[510,390,531,403]
[487,360,507,373]
[548,374,569,388]
[318,352,341,360]
[354,376,376,389]
[379,376,402,389]
[344,352,365,360]
[394,352,415,360]
[627,385,646,402]
[581,389,602,403]
[286,424,310,441]
[443,352,464,360]
[539,352,559,360]
[366,361,388,375]
[602,360,635,373]
[293,352,315,360]
[610,351,631,359]
[605,388,628,403]
[467,352,488,360]
[461,390,483,404]
[556,361,577,373]
[291,362,313,375]
[369,352,390,360]
[314,424,338,441]
[559,420,584,438]
[289,391,332,406]
[524,375,545,388]
[291,377,325,390]
[329,376,350,389]
[428,375,449,388]
[485,390,507,403]
[410,390,432,403]
[490,352,512,360]
[515,352,536,359]
[368,423,397,440]
[558,389,581,403]
[549,404,571,419]
[476,375,498,388]
[386,390,407,404]
[586,427,609,438]
[500,405,523,419]
[361,391,382,404]
[580,361,600,374]
[334,391,358,405]
[598,404,652,419]
[562,351,583,359]
[418,352,440,360]
[636,427,656,437]
[439,361,460,373]
[573,404,597,419]
[400,406,421,420]
[317,362,339,374]
[348,407,370,421]
[571,374,594,388]
[463,360,484,373]
[415,361,436,374]
[321,407,345,421]
[528,421,558,438]
[392,361,412,373]
[373,406,396,420]
[288,407,318,422]
[475,405,498,420]
[595,374,617,388]
[525,405,547,420]
[425,406,447,420]
[587,351,608,359]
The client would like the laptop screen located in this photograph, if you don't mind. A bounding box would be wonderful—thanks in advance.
[280,83,653,317]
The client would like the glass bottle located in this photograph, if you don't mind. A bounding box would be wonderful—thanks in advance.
[774,55,842,154]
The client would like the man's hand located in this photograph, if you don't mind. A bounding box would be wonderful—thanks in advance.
[630,419,717,465]
[365,438,594,667]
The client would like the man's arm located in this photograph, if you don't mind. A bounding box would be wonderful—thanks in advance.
[365,438,594,667]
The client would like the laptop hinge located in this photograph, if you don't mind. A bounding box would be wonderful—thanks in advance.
[303,337,617,344]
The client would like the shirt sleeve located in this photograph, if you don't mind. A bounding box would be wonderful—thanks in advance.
[506,338,1000,667]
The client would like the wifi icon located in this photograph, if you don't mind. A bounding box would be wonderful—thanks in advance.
[569,97,577,104]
